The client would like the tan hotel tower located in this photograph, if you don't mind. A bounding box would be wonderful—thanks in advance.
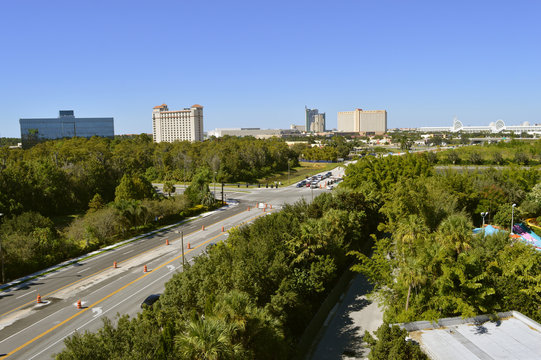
[152,104,204,143]
[337,108,387,135]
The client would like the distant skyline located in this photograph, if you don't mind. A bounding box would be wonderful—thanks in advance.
[1,0,540,138]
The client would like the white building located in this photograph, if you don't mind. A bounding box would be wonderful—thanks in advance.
[290,124,306,132]
[419,117,541,134]
[312,113,326,133]
[152,104,203,143]
[337,108,387,135]
[207,128,300,139]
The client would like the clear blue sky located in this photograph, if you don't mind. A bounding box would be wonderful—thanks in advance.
[1,0,540,137]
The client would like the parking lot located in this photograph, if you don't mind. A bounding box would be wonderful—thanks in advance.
[295,167,345,190]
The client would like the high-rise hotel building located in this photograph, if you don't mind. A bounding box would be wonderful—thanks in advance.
[337,108,387,135]
[152,104,204,143]
[305,106,326,133]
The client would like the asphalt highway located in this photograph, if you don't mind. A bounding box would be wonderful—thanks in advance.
[0,167,343,359]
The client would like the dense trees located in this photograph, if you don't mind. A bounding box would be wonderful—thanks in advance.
[436,139,541,165]
[363,324,427,360]
[0,135,301,218]
[5,137,541,358]
[345,152,541,328]
[56,188,377,359]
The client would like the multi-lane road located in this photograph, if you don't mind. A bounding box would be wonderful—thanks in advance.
[0,168,342,359]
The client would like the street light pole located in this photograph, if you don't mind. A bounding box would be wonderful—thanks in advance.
[511,204,517,234]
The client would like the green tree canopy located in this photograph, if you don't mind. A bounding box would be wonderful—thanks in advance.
[114,173,155,202]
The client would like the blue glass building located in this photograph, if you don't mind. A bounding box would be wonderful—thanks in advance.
[20,110,114,147]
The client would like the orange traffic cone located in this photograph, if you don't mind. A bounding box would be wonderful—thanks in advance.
[202,225,205,231]
[165,239,169,245]
[187,242,191,249]
[221,226,224,232]
[37,294,42,304]
[247,206,250,211]
[77,300,82,309]
[113,261,117,268]
[144,265,148,273]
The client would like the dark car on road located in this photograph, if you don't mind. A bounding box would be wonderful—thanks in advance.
[141,294,161,309]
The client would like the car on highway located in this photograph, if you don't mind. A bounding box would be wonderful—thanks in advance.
[296,180,306,188]
[205,242,217,254]
[141,294,161,309]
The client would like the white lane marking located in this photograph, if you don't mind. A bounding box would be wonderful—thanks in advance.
[27,269,176,360]
[92,307,102,318]
[0,304,69,345]
[123,250,134,254]
[15,290,36,299]
[76,268,90,274]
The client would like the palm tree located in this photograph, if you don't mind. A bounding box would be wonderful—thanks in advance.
[175,317,243,360]
[401,254,428,312]
[437,214,473,255]
[393,215,429,312]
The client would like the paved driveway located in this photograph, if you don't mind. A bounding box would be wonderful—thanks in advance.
[308,274,383,360]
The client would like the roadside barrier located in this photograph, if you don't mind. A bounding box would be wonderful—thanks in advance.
[37,294,42,304]
[165,239,169,245]
[221,226,225,232]
[187,242,191,249]
[113,261,117,268]
[202,225,205,231]
[77,300,82,309]
[247,206,250,211]
[143,265,148,273]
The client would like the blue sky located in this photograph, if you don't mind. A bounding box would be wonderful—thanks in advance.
[1,0,540,137]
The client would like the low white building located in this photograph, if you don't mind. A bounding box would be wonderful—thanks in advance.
[419,117,541,134]
[207,128,300,139]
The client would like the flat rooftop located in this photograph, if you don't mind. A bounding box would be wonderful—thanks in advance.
[401,311,541,360]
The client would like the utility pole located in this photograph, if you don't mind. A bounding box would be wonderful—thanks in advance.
[181,231,185,266]
[221,182,224,204]
[213,172,216,199]
[176,230,185,266]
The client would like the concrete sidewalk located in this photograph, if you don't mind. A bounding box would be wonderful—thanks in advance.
[308,274,383,360]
